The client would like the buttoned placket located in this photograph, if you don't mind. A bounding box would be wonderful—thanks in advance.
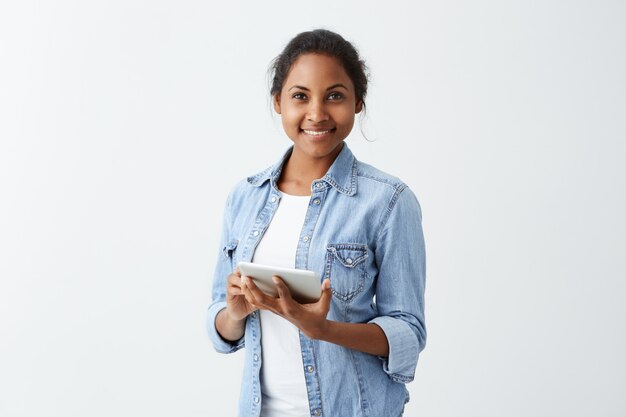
[296,180,328,416]
[242,189,283,416]
[243,180,330,417]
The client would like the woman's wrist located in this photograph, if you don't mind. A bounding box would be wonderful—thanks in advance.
[216,308,247,342]
[225,307,249,324]
[304,319,332,341]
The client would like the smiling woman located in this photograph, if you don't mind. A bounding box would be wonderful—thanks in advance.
[273,53,363,194]
[206,29,427,417]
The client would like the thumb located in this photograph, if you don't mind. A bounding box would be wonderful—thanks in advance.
[319,279,332,306]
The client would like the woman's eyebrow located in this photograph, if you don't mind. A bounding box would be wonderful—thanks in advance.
[326,83,348,91]
[287,83,349,92]
[288,85,310,91]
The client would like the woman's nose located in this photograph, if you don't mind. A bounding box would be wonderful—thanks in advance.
[306,101,329,123]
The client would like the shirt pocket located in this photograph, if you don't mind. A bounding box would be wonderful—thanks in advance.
[325,243,369,302]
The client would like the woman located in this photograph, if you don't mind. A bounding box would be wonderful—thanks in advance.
[207,29,426,417]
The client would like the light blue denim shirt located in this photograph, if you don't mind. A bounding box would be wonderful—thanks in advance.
[207,143,426,417]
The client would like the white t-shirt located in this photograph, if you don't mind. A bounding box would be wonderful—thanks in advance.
[251,193,311,417]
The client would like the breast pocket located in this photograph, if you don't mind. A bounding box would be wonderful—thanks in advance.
[325,243,369,302]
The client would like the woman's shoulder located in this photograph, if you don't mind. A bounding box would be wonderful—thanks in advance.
[355,160,408,192]
[354,159,422,215]
[223,164,274,204]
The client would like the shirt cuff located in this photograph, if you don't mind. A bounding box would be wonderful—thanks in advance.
[369,316,419,383]
[207,302,245,353]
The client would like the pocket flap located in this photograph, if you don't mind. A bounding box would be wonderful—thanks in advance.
[326,243,368,268]
[222,239,239,258]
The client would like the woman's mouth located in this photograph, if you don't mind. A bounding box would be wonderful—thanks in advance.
[301,128,336,136]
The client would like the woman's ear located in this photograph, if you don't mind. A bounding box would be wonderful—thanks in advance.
[273,94,281,114]
[355,100,363,114]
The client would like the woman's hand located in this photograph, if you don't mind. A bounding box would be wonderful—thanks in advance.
[239,274,389,356]
[225,268,258,322]
[241,275,332,340]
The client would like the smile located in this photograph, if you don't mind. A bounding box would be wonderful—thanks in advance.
[302,128,335,136]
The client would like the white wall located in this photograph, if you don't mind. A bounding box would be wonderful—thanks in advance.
[1,1,625,416]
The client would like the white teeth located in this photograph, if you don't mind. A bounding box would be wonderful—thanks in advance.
[303,129,332,136]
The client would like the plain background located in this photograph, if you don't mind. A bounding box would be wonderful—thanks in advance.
[1,1,625,416]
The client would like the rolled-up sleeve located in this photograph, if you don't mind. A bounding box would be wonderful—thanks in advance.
[369,186,426,383]
[206,190,245,354]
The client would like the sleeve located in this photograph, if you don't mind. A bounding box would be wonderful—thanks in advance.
[206,189,245,353]
[368,185,427,383]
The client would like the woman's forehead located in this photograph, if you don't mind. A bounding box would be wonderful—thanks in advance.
[284,53,353,90]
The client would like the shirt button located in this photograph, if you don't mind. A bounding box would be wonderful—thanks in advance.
[345,258,353,265]
[253,230,259,237]
[253,396,260,404]
[253,354,259,361]
[313,198,321,205]
[306,365,314,373]
[314,410,321,416]
[302,236,309,242]
[316,182,323,189]
[270,196,277,203]
[251,311,257,318]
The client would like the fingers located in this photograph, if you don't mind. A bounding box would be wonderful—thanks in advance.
[227,273,243,287]
[224,272,256,320]
[225,274,243,301]
[226,274,244,296]
[242,276,273,310]
[226,285,243,297]
[239,276,257,305]
[273,276,293,301]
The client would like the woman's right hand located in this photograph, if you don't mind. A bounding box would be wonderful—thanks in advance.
[225,268,257,322]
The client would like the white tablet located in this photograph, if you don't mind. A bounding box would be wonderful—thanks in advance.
[237,262,321,304]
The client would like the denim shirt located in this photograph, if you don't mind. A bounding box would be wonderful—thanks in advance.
[206,143,426,417]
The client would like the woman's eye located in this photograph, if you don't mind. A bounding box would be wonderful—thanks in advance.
[292,93,307,100]
[328,92,344,100]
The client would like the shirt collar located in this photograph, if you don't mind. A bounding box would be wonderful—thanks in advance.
[246,142,357,196]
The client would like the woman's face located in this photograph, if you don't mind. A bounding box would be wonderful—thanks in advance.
[274,53,363,161]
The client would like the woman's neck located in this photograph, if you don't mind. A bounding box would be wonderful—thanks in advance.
[277,144,343,196]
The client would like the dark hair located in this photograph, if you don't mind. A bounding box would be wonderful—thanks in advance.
[269,29,369,109]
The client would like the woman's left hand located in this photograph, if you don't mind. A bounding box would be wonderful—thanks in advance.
[240,275,332,340]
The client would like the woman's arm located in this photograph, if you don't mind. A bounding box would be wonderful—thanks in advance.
[315,320,389,357]
[368,187,426,382]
